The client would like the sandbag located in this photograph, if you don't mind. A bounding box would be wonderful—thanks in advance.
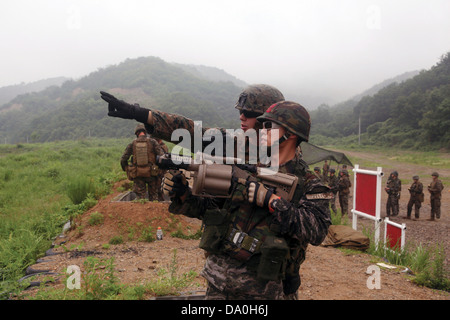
[321,225,370,251]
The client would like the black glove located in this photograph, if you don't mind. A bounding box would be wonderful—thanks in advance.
[100,91,150,123]
[161,170,189,198]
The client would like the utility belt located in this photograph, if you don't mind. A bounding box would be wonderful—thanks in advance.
[127,164,159,180]
[199,207,289,281]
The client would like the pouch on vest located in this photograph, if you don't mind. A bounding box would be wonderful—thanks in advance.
[137,166,152,178]
[199,208,229,254]
[257,236,289,282]
[126,165,137,180]
[150,164,159,177]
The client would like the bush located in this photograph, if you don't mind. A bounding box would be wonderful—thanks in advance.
[66,177,96,205]
[88,212,104,226]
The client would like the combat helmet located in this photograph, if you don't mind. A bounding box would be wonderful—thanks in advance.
[431,172,439,177]
[257,101,311,142]
[235,84,285,116]
[134,124,147,136]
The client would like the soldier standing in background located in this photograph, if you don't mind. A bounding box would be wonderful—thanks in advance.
[428,172,444,221]
[322,160,329,183]
[385,171,401,217]
[406,175,423,220]
[313,167,323,182]
[120,124,163,200]
[338,169,351,216]
[328,168,338,214]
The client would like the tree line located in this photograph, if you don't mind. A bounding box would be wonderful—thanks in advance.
[309,52,450,151]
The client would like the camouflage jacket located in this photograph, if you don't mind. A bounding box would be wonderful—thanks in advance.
[328,175,339,194]
[428,179,444,199]
[338,175,351,194]
[169,155,331,294]
[385,178,401,196]
[408,181,423,198]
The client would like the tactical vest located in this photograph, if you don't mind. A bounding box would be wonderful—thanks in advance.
[198,157,309,282]
[132,136,158,177]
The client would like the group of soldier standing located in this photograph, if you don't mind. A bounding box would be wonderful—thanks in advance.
[385,171,444,221]
[313,162,352,217]
[313,162,444,222]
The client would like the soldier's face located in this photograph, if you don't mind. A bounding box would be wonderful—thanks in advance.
[260,121,283,147]
[239,111,258,132]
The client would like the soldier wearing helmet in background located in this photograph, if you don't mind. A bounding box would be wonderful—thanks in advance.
[120,124,164,200]
[162,101,331,300]
[385,171,402,217]
[338,169,351,216]
[328,168,339,214]
[428,172,444,221]
[322,160,329,183]
[406,175,423,220]
[313,167,323,182]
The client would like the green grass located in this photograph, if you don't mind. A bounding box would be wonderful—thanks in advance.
[21,250,198,300]
[330,207,449,292]
[0,138,127,298]
[362,230,450,292]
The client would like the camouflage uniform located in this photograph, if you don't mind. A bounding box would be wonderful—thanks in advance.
[322,161,329,183]
[327,169,339,214]
[313,167,323,183]
[428,172,444,220]
[169,154,331,300]
[121,125,164,200]
[385,172,401,217]
[338,170,351,216]
[407,176,423,219]
[167,101,331,300]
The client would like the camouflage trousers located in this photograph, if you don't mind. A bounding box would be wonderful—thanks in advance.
[407,196,421,218]
[338,193,349,216]
[386,195,400,216]
[133,176,158,200]
[330,193,338,214]
[430,197,441,219]
[202,254,284,300]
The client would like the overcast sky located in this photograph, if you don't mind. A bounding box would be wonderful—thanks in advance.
[1,0,449,106]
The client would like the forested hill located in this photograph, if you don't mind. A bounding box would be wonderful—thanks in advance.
[310,52,450,151]
[0,77,69,106]
[0,57,244,144]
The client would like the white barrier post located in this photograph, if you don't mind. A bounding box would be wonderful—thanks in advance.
[384,217,407,251]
